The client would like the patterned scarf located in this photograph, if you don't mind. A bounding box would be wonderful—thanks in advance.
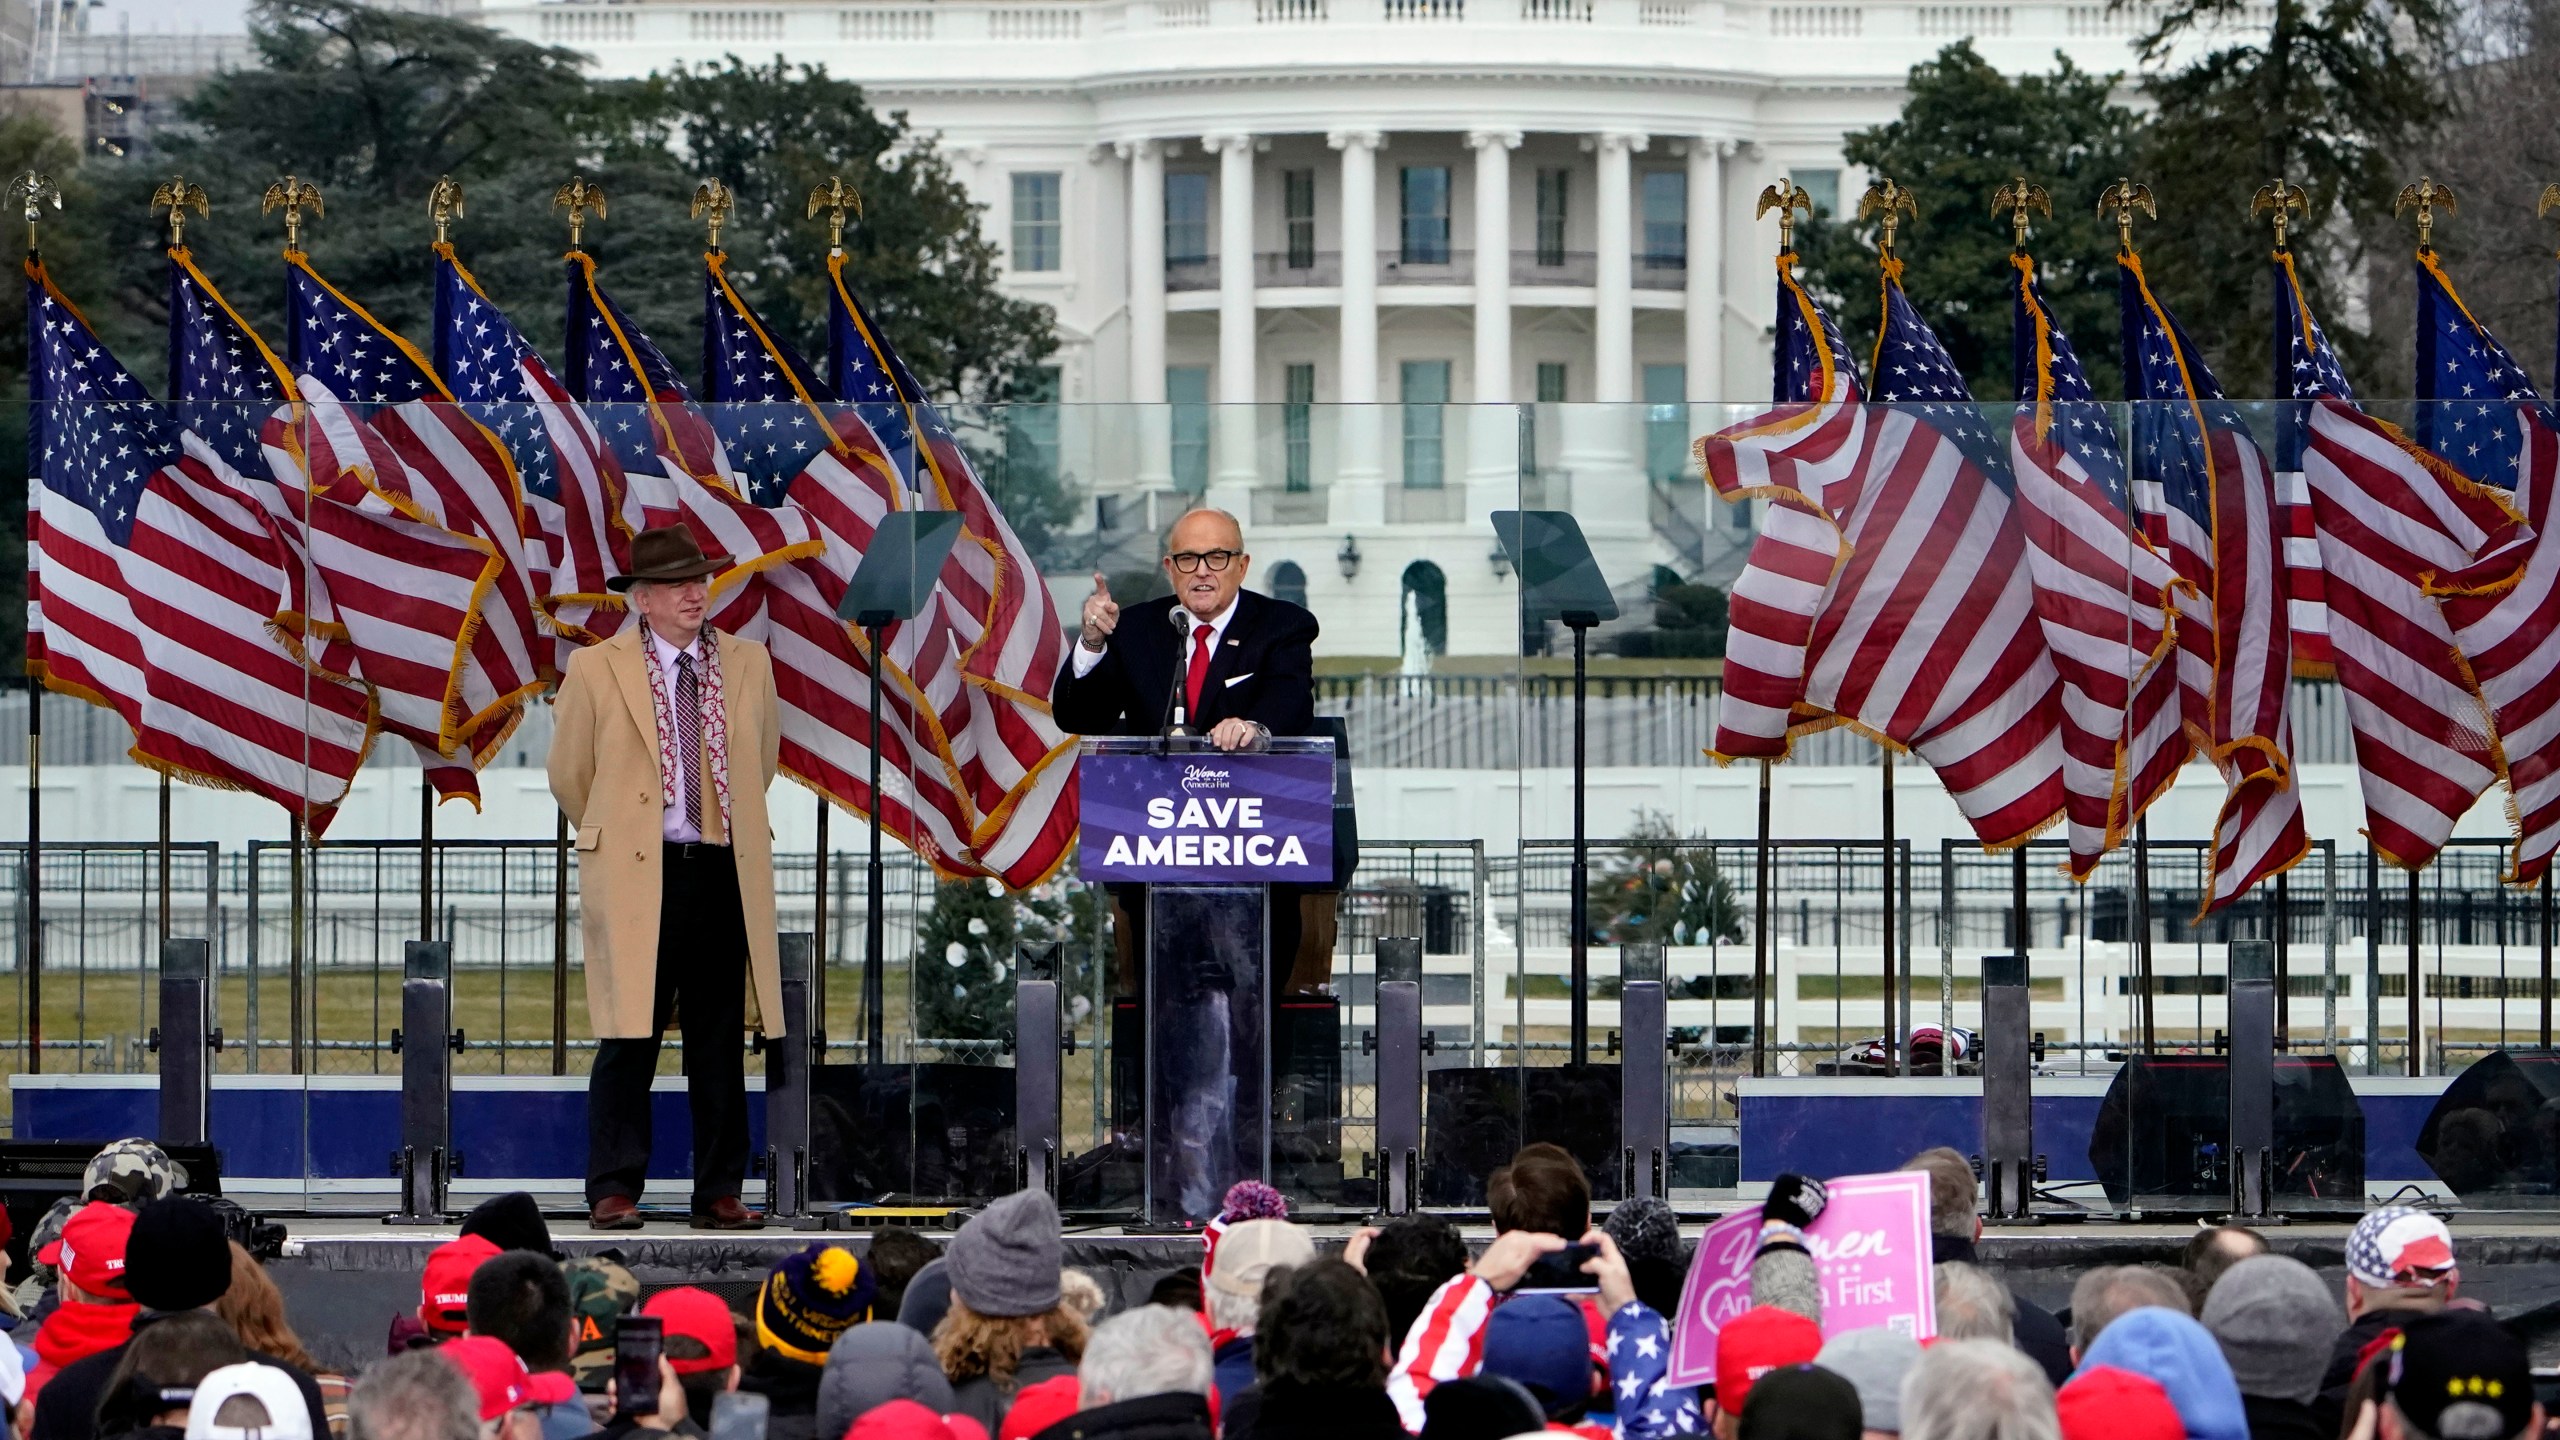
[641,625,731,841]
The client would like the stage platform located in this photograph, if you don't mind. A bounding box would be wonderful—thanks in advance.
[260,1207,2560,1372]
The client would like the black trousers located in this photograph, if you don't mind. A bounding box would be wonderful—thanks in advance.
[586,842,750,1207]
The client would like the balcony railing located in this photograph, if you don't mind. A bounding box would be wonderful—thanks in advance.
[1257,251,1342,286]
[1381,249,1473,284]
[1165,256,1218,291]
[1514,249,1596,285]
[1634,253,1688,289]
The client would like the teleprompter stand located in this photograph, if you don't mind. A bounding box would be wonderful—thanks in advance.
[1492,511,1618,1066]
[836,509,967,1065]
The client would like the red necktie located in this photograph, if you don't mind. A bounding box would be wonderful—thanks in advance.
[1184,624,1214,718]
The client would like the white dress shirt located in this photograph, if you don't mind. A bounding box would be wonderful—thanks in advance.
[645,625,708,843]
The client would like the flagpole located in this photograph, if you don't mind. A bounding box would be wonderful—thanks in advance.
[290,814,305,1076]
[1882,750,1896,1074]
[2134,819,2156,1053]
[17,176,55,1075]
[1752,761,1771,1079]
[2103,182,2162,1059]
[157,776,170,945]
[552,808,569,1075]
[813,796,829,1045]
[419,770,434,944]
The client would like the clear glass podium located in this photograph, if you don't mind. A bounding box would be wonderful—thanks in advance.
[1077,735,1338,1224]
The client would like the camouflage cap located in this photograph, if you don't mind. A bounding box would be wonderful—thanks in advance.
[25,1196,80,1281]
[84,1139,185,1203]
[563,1254,640,1378]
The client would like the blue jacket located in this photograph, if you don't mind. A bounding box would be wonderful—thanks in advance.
[1213,1335,1257,1410]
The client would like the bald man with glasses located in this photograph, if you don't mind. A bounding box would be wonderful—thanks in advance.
[1052,506,1325,999]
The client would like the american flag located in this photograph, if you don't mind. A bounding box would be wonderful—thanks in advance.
[2007,252,2187,878]
[1702,252,1864,761]
[26,254,371,829]
[432,244,632,660]
[2121,252,2308,910]
[1802,265,2065,850]
[2277,252,2528,870]
[822,253,1080,887]
[284,255,544,766]
[697,251,995,877]
[563,251,819,640]
[170,248,498,803]
[2414,252,2560,884]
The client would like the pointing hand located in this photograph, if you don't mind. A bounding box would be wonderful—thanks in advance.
[1081,572,1119,651]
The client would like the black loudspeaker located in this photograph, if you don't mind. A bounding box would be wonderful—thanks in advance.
[807,1063,1016,1202]
[2415,1049,2560,1204]
[0,1141,222,1279]
[2087,1055,2362,1208]
[1422,1064,1625,1206]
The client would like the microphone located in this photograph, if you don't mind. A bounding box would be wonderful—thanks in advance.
[1160,605,1197,738]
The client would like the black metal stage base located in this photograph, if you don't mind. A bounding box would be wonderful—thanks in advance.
[262,1215,2560,1374]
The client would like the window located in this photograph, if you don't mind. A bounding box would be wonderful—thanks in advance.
[1401,360,1449,489]
[1268,560,1309,611]
[1006,366,1062,487]
[1535,168,1569,267]
[1644,363,1687,484]
[1640,170,1686,270]
[1796,169,1841,218]
[1400,166,1451,265]
[1168,365,1210,493]
[1284,169,1317,270]
[1009,173,1061,272]
[1165,172,1211,265]
[1283,363,1316,492]
[1400,560,1448,657]
[1535,362,1568,403]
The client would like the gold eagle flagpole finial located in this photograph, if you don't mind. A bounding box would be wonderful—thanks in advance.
[807,176,864,254]
[553,175,606,248]
[2394,176,2456,254]
[150,176,207,249]
[2097,178,2157,256]
[427,175,465,246]
[1756,178,1813,254]
[2540,184,2560,257]
[2252,178,2308,252]
[1991,176,2051,253]
[692,178,734,255]
[1858,176,1917,260]
[9,171,59,254]
[261,176,323,253]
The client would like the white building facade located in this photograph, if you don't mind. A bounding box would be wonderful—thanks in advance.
[481,0,2206,654]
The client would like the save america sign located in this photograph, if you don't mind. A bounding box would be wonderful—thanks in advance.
[1077,750,1334,883]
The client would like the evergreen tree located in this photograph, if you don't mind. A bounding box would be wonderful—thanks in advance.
[1791,43,2148,401]
[2128,0,2453,391]
[913,875,1019,1043]
[1587,810,1746,946]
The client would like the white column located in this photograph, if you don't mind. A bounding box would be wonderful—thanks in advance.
[1592,130,1645,403]
[1330,128,1384,525]
[1467,128,1522,524]
[1121,138,1171,486]
[1207,133,1260,507]
[1686,138,1726,405]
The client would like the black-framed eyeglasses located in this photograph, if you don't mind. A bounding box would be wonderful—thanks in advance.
[1168,549,1241,574]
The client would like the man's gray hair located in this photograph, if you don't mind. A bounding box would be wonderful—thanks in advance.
[2066,1265,2190,1354]
[1205,1280,1262,1336]
[1900,1339,2060,1440]
[1933,1261,2017,1343]
[1079,1304,1213,1409]
[349,1350,479,1440]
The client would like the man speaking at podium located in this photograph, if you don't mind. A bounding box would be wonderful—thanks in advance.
[1051,507,1321,998]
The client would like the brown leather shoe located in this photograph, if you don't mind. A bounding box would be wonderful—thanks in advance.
[690,1196,765,1231]
[588,1195,644,1231]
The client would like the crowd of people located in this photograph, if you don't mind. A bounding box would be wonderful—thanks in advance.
[0,1139,2541,1440]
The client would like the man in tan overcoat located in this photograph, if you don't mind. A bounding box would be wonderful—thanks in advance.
[549,526,782,1230]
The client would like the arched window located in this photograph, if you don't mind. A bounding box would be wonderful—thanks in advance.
[1400,560,1448,657]
[1268,560,1309,612]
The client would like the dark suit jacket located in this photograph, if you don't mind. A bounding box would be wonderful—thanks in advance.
[1051,590,1319,738]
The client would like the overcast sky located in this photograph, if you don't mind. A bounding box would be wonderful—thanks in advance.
[80,0,252,32]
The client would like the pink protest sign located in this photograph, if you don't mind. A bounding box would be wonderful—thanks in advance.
[1663,1170,1938,1388]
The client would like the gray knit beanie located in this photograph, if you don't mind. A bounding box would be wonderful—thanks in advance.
[2199,1254,2342,1403]
[1816,1325,1922,1433]
[946,1189,1064,1319]
[1603,1196,1684,1271]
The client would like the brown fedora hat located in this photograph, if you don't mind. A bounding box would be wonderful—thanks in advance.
[609,525,730,591]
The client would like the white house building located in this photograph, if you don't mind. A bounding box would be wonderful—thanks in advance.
[479,0,2233,655]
